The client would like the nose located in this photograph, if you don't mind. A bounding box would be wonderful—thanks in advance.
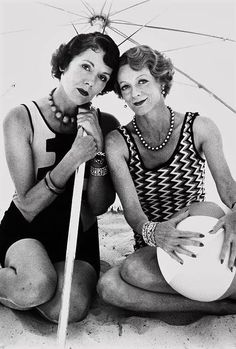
[84,80,94,87]
[131,86,141,98]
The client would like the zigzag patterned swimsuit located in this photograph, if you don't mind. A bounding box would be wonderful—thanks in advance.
[117,112,206,250]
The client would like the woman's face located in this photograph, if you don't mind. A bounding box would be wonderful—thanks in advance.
[118,64,162,115]
[61,48,112,105]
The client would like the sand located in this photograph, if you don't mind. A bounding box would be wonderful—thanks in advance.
[0,211,235,349]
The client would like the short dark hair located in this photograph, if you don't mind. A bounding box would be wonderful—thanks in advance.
[51,32,120,95]
[115,45,174,98]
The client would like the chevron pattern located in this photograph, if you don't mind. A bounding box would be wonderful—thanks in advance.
[118,112,206,250]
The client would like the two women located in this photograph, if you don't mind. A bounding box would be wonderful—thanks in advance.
[98,45,236,314]
[0,32,120,323]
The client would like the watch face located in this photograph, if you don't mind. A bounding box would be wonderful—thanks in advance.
[94,152,106,165]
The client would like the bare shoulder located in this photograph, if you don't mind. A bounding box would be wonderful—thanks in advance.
[105,127,129,159]
[3,104,32,140]
[193,114,222,140]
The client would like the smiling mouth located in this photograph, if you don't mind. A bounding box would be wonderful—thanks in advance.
[77,88,89,97]
[133,98,147,106]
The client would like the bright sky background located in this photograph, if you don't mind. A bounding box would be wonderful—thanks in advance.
[0,0,235,211]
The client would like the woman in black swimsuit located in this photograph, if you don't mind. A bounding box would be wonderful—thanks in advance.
[0,32,119,323]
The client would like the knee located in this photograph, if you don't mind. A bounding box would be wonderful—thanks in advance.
[14,269,57,308]
[97,268,120,304]
[120,255,141,284]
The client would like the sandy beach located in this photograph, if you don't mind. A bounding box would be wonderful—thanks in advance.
[0,211,235,349]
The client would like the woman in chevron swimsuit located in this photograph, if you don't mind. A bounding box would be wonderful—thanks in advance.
[98,45,236,314]
[0,32,120,323]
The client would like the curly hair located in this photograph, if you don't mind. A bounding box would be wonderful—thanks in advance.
[51,32,120,95]
[115,45,174,98]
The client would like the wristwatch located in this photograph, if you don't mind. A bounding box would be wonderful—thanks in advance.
[93,152,106,166]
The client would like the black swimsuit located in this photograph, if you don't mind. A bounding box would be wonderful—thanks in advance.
[0,102,100,277]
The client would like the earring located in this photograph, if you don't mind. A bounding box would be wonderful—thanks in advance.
[161,85,166,97]
[124,103,127,108]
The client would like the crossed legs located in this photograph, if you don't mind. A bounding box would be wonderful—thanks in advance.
[97,201,236,314]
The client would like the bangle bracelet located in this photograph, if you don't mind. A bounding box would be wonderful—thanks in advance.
[90,165,108,177]
[142,221,158,247]
[45,171,65,194]
[44,177,59,195]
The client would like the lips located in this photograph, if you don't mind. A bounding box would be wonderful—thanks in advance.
[77,88,89,97]
[133,98,147,106]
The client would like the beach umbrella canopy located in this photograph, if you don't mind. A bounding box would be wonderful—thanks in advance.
[0,0,235,114]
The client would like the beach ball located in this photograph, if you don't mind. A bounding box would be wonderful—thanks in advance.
[156,215,235,302]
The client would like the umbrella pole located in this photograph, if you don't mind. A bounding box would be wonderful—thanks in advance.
[57,148,86,348]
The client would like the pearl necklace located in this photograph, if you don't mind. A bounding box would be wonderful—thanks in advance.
[48,89,91,125]
[132,106,175,151]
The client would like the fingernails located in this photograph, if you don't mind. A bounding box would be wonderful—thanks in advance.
[199,234,205,238]
[180,261,184,265]
[209,230,213,233]
[220,259,224,264]
[192,254,197,258]
[231,267,234,272]
[199,243,204,247]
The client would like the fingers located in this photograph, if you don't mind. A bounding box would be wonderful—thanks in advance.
[209,218,224,234]
[228,242,236,271]
[175,245,197,258]
[166,250,183,265]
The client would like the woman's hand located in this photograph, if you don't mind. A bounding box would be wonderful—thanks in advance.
[155,211,205,264]
[210,211,236,270]
[77,107,104,151]
[71,127,97,166]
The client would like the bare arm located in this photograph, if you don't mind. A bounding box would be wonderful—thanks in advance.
[105,130,148,233]
[3,106,96,221]
[196,116,236,207]
[77,109,120,216]
[194,116,236,269]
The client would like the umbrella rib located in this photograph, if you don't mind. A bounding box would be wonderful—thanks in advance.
[174,66,236,114]
[100,0,108,16]
[117,15,160,46]
[110,0,150,17]
[112,21,236,42]
[163,41,217,53]
[80,0,95,16]
[37,1,88,19]
[108,26,139,45]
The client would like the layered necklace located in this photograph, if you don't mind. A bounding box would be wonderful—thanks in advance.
[48,88,91,125]
[132,106,175,151]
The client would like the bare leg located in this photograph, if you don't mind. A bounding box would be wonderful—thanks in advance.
[98,201,236,314]
[98,265,236,314]
[0,239,57,310]
[36,260,97,323]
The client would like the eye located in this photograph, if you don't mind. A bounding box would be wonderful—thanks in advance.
[99,74,108,83]
[139,79,148,85]
[120,84,129,91]
[82,64,91,71]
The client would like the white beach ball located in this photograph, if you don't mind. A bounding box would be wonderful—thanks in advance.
[157,215,235,302]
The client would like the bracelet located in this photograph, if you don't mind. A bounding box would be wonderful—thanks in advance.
[92,152,106,166]
[45,171,65,195]
[90,165,108,177]
[142,221,158,247]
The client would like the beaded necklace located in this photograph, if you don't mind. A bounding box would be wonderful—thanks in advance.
[48,88,91,125]
[132,106,175,151]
